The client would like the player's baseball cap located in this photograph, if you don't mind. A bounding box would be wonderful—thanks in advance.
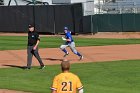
[28,24,34,28]
[64,26,68,30]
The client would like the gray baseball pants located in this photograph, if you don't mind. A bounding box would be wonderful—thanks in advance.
[27,46,44,68]
[60,42,78,54]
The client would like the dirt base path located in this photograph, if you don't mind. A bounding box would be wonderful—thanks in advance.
[0,44,140,69]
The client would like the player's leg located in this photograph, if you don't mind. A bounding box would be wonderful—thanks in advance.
[60,44,69,57]
[27,46,33,69]
[69,42,83,60]
[33,47,45,69]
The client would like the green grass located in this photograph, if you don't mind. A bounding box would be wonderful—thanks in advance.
[0,36,140,50]
[0,60,140,93]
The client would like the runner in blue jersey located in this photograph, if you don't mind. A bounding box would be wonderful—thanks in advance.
[60,27,83,60]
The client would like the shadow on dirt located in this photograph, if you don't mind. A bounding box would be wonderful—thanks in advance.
[2,65,26,69]
[42,58,63,61]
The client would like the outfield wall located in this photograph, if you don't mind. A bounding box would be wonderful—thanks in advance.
[0,3,83,34]
[83,14,140,34]
[0,4,140,34]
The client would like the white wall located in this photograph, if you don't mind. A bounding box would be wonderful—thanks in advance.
[71,0,86,3]
[52,0,86,4]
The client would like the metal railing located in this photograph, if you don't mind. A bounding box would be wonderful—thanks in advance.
[95,1,140,14]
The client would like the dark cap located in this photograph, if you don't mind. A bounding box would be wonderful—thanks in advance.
[28,24,34,28]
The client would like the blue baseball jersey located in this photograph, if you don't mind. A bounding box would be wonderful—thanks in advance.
[65,31,74,44]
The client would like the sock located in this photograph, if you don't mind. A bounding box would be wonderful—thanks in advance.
[76,52,82,56]
[62,49,68,54]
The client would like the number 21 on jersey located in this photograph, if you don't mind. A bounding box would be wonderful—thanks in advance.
[62,81,72,91]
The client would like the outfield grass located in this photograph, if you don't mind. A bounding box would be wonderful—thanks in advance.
[0,60,139,93]
[0,36,140,50]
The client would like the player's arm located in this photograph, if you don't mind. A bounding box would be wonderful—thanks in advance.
[66,34,72,41]
[76,76,84,93]
[66,38,71,42]
[50,76,58,93]
[51,90,57,93]
[78,88,84,93]
[77,86,84,93]
[62,35,71,41]
[33,33,40,50]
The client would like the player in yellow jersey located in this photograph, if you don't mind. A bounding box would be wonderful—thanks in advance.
[51,60,84,93]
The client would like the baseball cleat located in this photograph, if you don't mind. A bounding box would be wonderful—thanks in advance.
[24,67,31,70]
[79,55,83,60]
[39,65,45,69]
[64,52,69,57]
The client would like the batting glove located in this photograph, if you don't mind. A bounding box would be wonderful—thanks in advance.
[62,37,66,41]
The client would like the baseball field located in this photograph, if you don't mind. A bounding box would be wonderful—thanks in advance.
[0,33,140,93]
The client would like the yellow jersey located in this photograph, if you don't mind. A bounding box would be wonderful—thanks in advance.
[51,72,83,93]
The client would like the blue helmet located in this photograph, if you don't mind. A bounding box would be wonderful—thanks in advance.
[64,26,68,30]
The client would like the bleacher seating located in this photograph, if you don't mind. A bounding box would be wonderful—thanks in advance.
[100,0,140,13]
